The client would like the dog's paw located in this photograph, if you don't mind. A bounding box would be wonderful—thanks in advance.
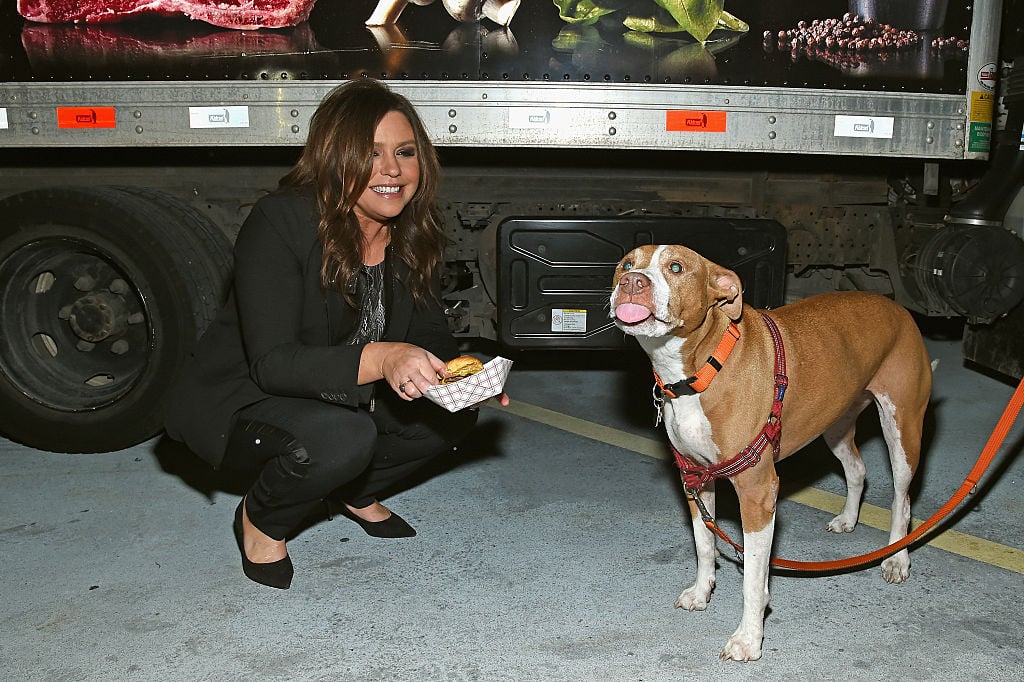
[881,553,910,584]
[674,584,712,611]
[720,634,763,662]
[826,515,857,533]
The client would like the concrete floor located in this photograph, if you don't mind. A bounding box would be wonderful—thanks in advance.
[2,330,1022,681]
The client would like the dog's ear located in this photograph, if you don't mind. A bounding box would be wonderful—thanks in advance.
[709,264,743,320]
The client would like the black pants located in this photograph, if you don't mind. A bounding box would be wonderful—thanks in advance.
[221,388,478,539]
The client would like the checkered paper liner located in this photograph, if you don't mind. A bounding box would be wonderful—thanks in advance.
[424,357,513,412]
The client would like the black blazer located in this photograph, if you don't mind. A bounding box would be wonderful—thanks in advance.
[163,187,459,467]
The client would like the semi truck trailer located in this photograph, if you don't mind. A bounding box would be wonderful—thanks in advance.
[1,0,1022,453]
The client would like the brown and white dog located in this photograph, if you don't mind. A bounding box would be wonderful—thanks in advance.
[610,244,933,661]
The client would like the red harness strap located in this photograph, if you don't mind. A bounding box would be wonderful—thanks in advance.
[671,313,789,492]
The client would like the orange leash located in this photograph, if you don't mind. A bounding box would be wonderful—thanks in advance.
[692,373,1024,572]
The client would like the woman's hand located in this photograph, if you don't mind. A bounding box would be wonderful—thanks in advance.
[360,342,446,400]
[471,392,510,410]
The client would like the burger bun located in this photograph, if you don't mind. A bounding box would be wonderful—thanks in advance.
[441,355,484,384]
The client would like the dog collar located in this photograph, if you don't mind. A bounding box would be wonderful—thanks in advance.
[654,321,741,398]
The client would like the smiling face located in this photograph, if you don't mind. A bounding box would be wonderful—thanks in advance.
[353,110,420,232]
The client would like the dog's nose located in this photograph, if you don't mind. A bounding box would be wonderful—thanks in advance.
[618,271,649,295]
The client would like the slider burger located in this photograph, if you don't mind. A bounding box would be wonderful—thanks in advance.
[440,355,484,384]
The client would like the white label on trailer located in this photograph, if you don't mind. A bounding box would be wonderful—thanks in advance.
[0,108,7,129]
[509,107,570,129]
[551,308,587,333]
[978,62,997,91]
[188,106,250,129]
[833,115,894,139]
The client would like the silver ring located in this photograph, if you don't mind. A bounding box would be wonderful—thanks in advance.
[398,379,412,394]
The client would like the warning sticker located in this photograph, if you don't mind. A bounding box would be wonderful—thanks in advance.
[551,309,588,333]
[970,91,994,123]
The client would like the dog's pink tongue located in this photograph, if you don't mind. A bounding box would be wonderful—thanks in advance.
[615,303,652,324]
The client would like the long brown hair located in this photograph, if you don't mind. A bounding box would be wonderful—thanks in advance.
[279,78,445,306]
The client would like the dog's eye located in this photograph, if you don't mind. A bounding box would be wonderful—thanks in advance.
[622,261,633,271]
[669,262,682,274]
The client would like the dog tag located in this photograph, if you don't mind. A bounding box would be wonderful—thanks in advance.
[651,383,664,427]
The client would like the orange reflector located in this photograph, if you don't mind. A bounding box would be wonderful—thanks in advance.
[666,110,727,133]
[57,107,117,129]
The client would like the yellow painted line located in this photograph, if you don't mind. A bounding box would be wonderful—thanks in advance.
[494,399,670,460]
[785,487,1024,574]
[488,400,1024,575]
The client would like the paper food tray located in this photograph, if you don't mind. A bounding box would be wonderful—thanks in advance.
[424,356,513,412]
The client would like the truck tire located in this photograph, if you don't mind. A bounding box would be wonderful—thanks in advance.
[0,187,233,453]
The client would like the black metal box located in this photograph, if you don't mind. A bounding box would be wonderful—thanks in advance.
[496,217,787,349]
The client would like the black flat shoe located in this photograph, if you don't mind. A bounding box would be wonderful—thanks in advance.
[233,500,293,589]
[338,506,417,538]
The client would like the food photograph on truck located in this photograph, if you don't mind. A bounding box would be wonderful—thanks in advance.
[2,1,980,90]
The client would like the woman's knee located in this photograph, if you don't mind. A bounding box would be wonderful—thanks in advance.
[430,407,479,448]
[450,408,479,442]
[294,416,378,482]
[233,399,380,482]
[379,406,478,465]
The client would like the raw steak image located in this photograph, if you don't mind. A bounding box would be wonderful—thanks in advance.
[17,0,318,30]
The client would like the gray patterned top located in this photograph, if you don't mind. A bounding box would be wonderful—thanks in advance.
[347,261,386,345]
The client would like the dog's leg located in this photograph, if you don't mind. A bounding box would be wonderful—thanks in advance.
[675,483,717,611]
[822,397,871,532]
[720,475,778,662]
[874,392,920,583]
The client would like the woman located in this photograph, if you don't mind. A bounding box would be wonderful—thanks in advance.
[163,78,507,589]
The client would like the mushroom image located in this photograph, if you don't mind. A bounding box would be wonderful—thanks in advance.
[366,0,520,27]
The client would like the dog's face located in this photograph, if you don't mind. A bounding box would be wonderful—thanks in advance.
[610,244,744,338]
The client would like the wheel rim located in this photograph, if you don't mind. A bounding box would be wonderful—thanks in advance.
[0,237,153,413]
